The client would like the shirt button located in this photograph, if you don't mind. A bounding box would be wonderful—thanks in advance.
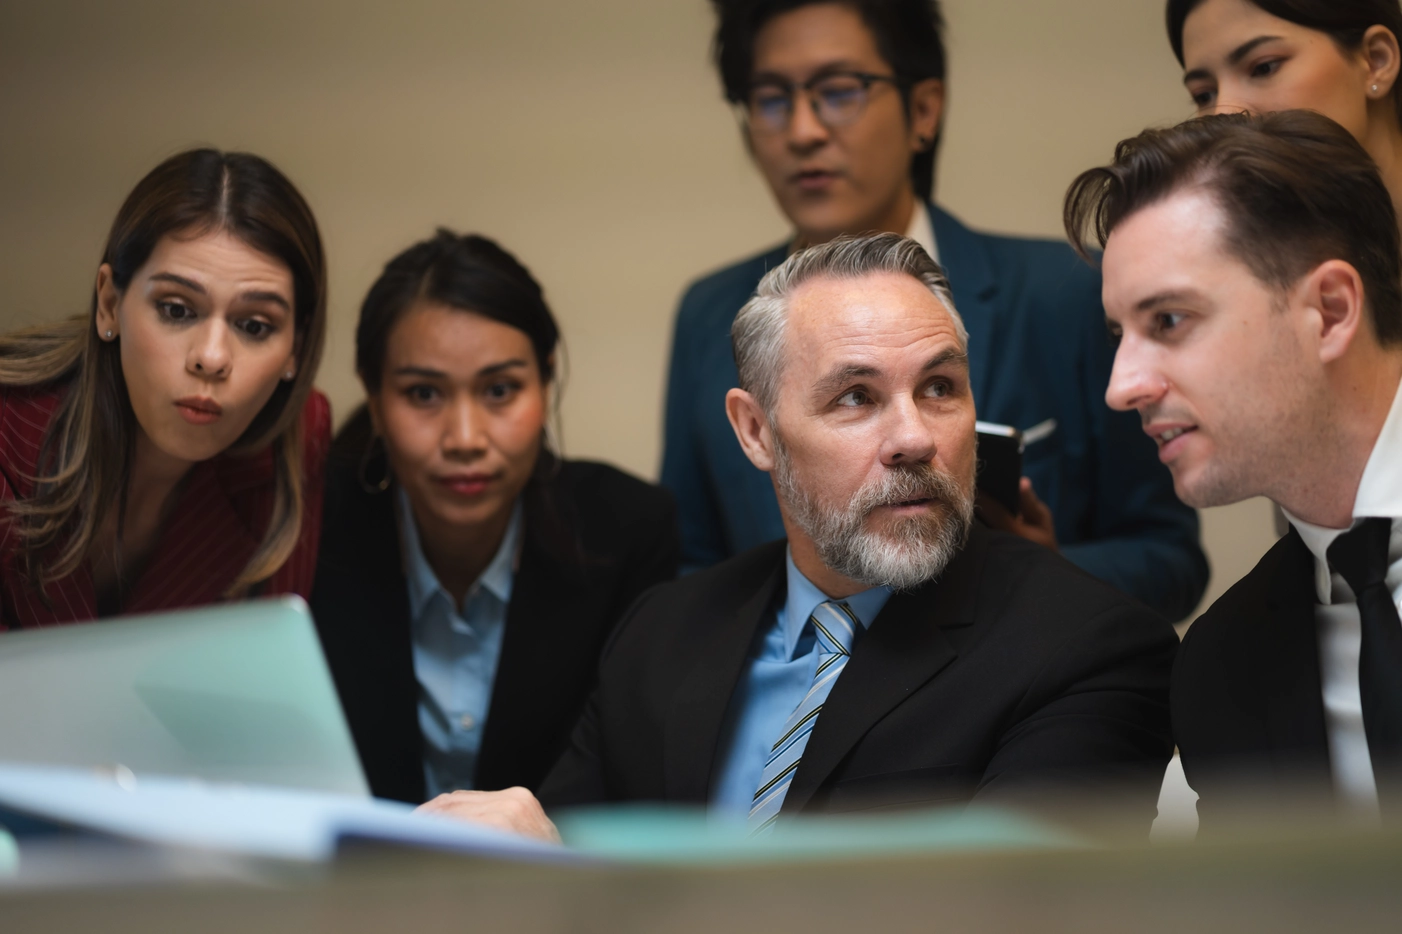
[459,714,476,731]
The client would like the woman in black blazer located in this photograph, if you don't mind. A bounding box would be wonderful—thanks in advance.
[311,230,678,804]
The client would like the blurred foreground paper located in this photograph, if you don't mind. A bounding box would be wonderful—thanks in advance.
[555,805,1083,865]
[0,763,1083,868]
[0,763,573,864]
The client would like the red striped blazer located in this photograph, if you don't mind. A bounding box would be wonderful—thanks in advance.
[0,383,331,629]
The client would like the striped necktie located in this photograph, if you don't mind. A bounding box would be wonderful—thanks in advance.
[748,600,861,833]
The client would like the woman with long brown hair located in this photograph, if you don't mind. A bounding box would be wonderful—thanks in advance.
[0,148,330,626]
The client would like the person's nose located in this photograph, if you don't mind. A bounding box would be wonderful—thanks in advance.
[880,395,938,466]
[786,90,830,153]
[1209,89,1253,117]
[1105,339,1167,413]
[187,319,232,380]
[442,397,487,458]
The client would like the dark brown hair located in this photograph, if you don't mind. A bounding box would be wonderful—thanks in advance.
[1166,0,1402,126]
[1064,110,1402,345]
[355,229,558,393]
[711,0,947,200]
[0,148,327,591]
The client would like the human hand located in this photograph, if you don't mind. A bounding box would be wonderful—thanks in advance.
[415,786,562,844]
[976,477,1058,550]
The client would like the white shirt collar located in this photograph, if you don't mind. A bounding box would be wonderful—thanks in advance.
[788,201,938,264]
[905,200,939,267]
[1285,377,1402,602]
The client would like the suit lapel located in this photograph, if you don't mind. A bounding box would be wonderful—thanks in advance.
[930,203,1000,405]
[126,459,260,614]
[663,545,787,803]
[782,524,989,813]
[1257,529,1332,775]
[321,482,424,803]
[476,537,590,787]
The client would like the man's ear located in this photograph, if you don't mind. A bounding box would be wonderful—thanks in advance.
[94,264,120,339]
[908,78,945,152]
[1306,259,1368,364]
[726,388,777,472]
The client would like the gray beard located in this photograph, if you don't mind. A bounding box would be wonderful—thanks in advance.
[773,434,975,592]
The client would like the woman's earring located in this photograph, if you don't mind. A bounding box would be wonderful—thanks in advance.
[104,330,113,340]
[1374,84,1381,93]
[283,371,295,381]
[358,435,392,494]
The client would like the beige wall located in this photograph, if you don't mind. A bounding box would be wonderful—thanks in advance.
[0,0,1277,618]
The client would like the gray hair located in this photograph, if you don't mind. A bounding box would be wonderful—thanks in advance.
[731,232,966,414]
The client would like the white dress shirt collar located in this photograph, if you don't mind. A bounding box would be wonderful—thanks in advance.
[905,199,939,266]
[788,201,938,265]
[1285,378,1402,603]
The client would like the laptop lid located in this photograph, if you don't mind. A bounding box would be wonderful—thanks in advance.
[0,596,369,797]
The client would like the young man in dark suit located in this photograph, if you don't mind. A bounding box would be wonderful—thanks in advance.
[1066,110,1402,830]
[660,0,1207,621]
[420,233,1178,841]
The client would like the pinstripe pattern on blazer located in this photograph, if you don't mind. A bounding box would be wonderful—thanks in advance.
[0,382,331,628]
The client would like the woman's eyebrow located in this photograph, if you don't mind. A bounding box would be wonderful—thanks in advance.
[478,359,529,376]
[239,290,291,311]
[1182,35,1283,85]
[149,272,205,293]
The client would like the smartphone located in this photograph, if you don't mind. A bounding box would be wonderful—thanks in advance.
[975,421,1024,516]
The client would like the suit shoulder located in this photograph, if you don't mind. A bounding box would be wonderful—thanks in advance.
[676,245,788,331]
[556,459,675,525]
[0,382,64,490]
[976,230,1102,296]
[612,539,784,636]
[985,528,1154,618]
[1181,532,1295,658]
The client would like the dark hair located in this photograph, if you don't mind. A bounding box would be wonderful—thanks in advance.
[356,229,559,392]
[1166,0,1402,126]
[1064,110,1402,345]
[1,148,327,591]
[710,0,947,200]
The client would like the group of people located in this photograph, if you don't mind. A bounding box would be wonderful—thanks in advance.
[3,0,1402,842]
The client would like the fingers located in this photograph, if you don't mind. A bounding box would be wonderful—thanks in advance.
[415,787,562,845]
[1017,477,1059,549]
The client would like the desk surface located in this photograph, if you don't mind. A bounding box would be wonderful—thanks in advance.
[3,828,1401,933]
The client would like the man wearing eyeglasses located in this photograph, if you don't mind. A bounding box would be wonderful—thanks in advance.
[661,0,1208,621]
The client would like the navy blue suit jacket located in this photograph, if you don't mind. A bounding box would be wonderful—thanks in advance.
[660,204,1207,621]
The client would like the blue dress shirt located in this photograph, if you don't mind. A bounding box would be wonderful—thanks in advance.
[397,489,523,798]
[711,549,893,818]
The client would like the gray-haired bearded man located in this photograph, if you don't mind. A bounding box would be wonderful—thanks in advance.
[420,233,1178,841]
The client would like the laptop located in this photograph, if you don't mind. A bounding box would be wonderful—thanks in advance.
[0,596,369,797]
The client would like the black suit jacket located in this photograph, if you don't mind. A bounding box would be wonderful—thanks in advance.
[311,421,679,804]
[1172,528,1336,828]
[538,523,1178,829]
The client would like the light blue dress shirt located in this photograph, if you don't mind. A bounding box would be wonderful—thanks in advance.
[711,549,892,818]
[397,489,524,798]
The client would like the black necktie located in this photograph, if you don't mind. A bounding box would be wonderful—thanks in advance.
[1327,518,1402,791]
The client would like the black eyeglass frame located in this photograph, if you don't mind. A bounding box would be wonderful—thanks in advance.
[738,70,904,133]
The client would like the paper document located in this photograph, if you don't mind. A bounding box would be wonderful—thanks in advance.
[0,763,577,865]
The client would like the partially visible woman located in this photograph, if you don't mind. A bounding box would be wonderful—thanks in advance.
[311,230,677,803]
[1170,0,1402,217]
[0,149,330,627]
